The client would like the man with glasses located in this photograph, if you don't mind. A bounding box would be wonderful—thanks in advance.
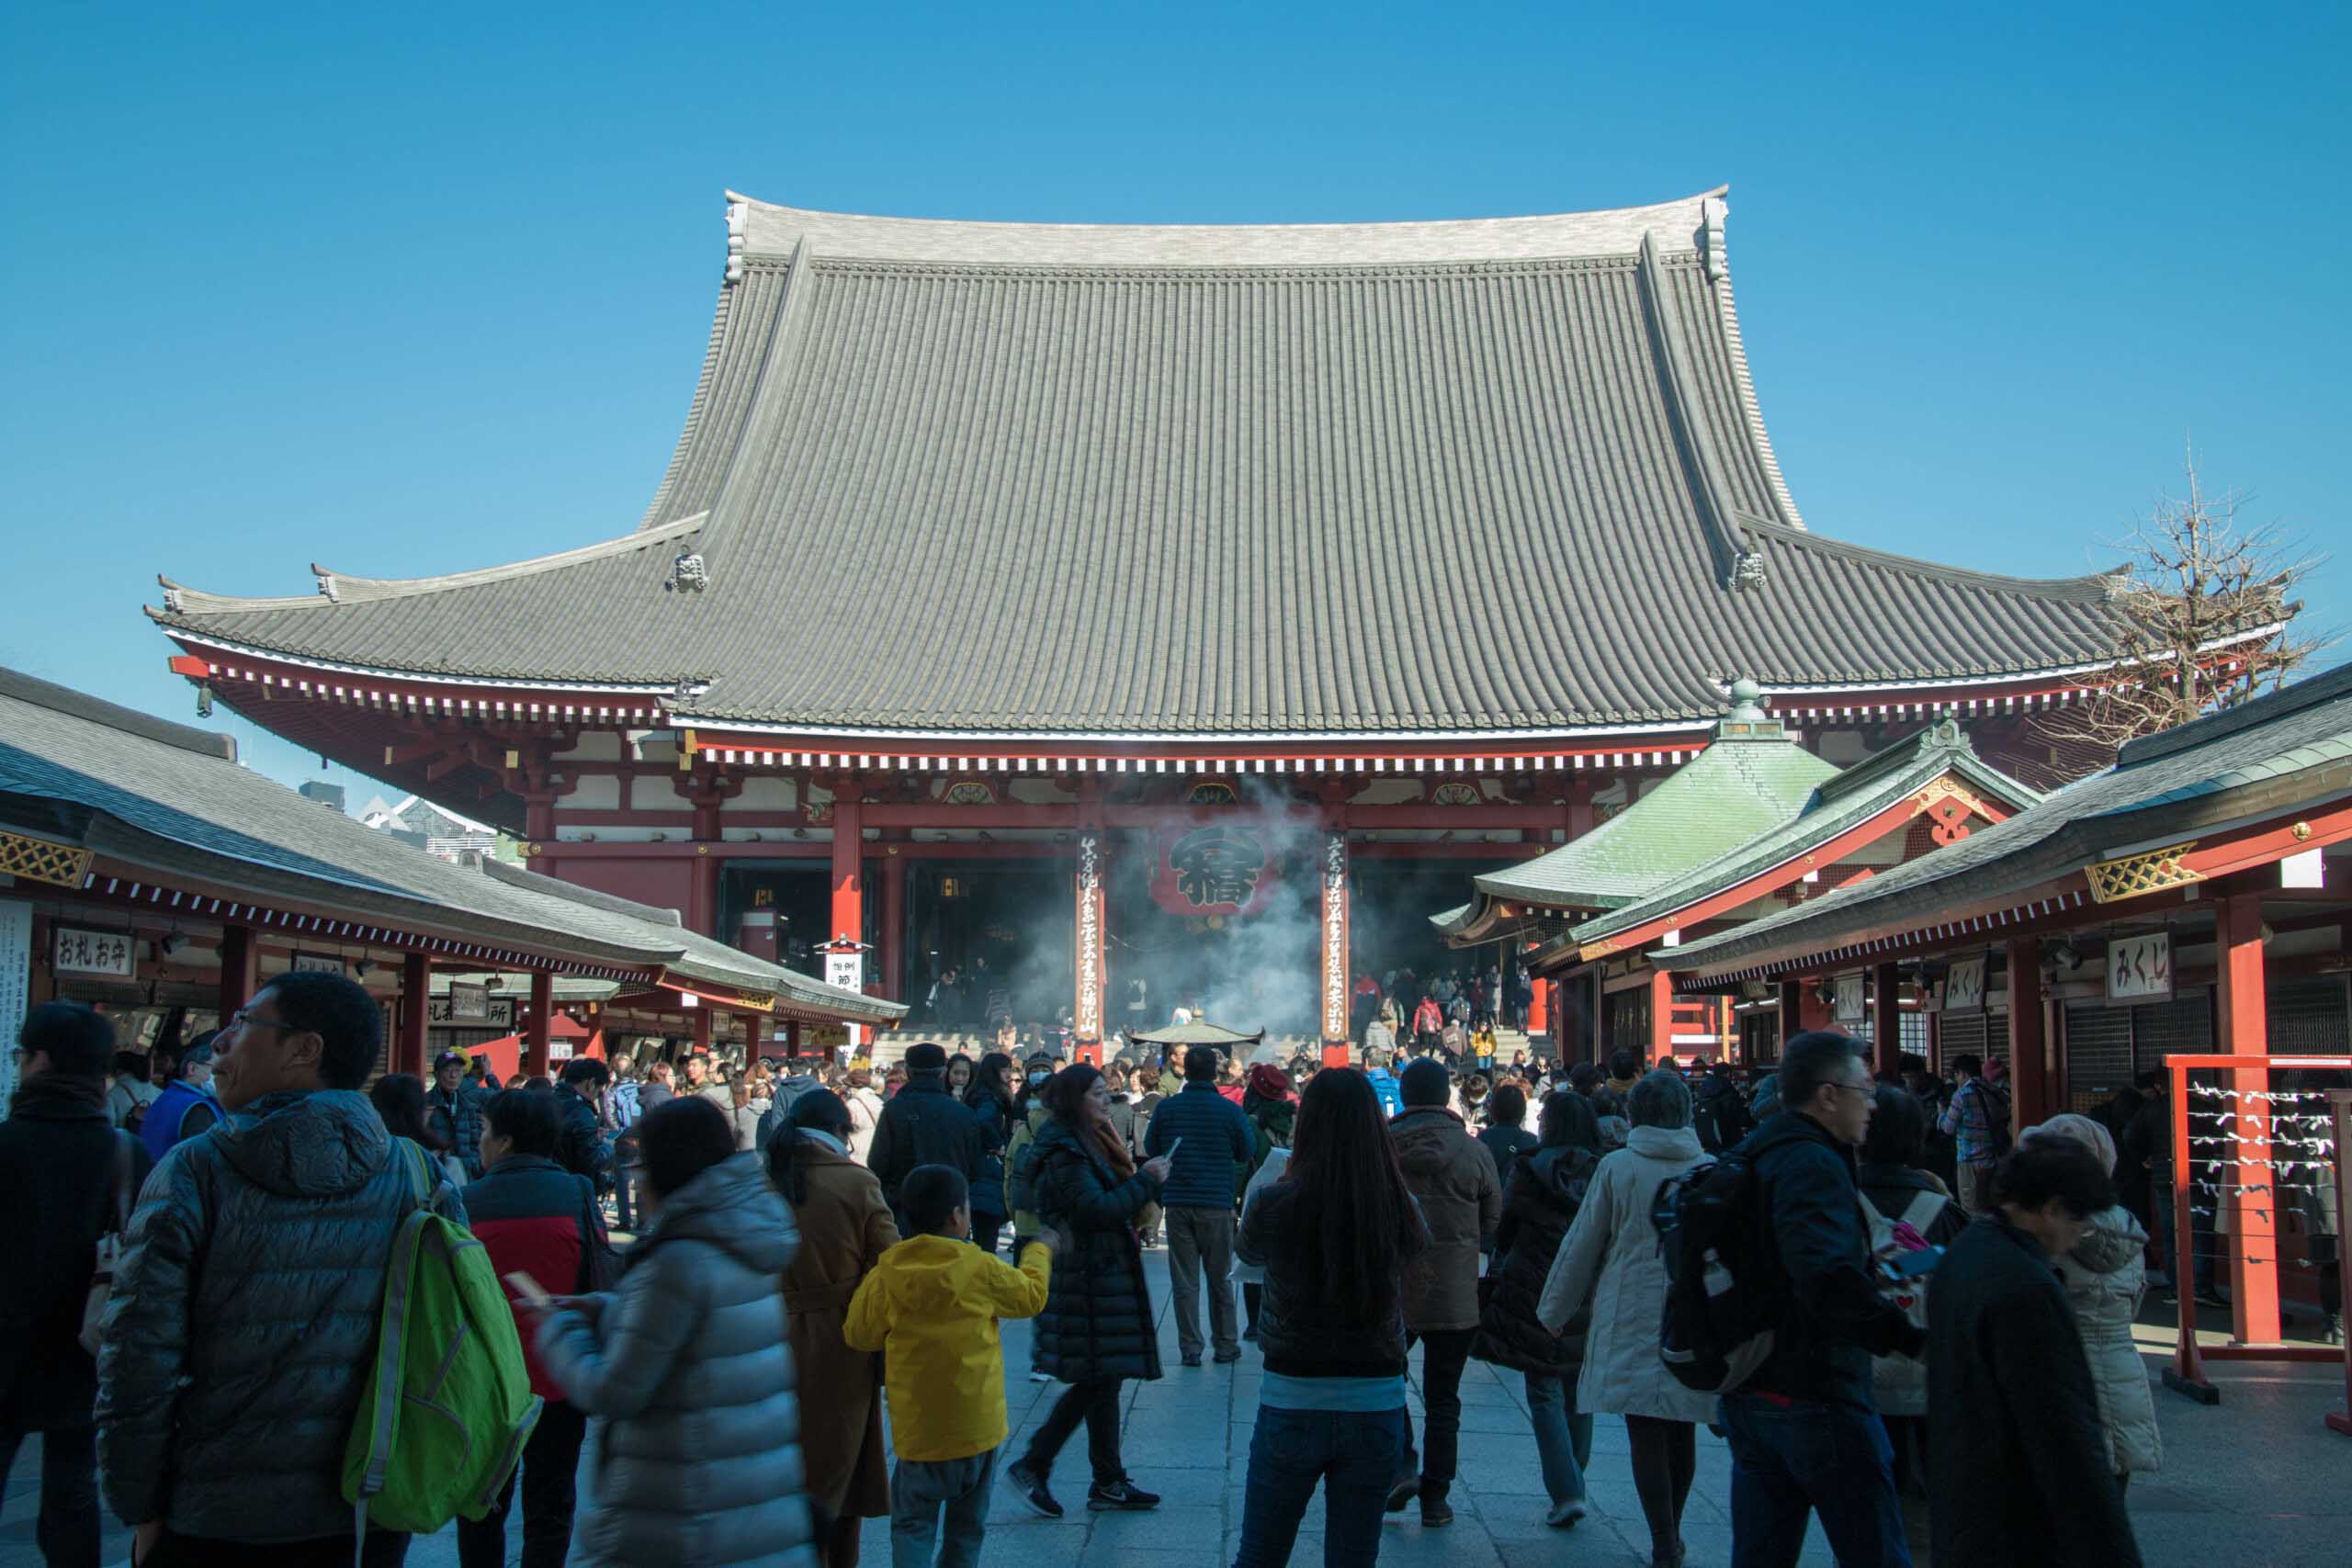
[98,971,466,1566]
[1718,1032,1924,1568]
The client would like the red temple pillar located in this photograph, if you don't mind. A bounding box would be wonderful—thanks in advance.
[524,970,555,1078]
[2215,891,2280,1343]
[881,845,907,1001]
[1647,967,1674,1064]
[1527,969,1550,1040]
[691,1000,714,1056]
[396,952,430,1078]
[1871,961,1903,1078]
[1073,827,1106,1066]
[742,1010,767,1061]
[1779,977,1804,1053]
[785,1017,805,1056]
[687,852,718,938]
[831,799,865,948]
[1319,829,1351,1068]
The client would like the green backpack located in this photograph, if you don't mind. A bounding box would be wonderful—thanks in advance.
[342,1144,542,1534]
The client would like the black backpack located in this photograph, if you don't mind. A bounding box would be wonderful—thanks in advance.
[1652,1154,1777,1394]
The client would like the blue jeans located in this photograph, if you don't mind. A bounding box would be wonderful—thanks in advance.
[1234,1405,1406,1568]
[1523,1371,1593,1510]
[1719,1393,1910,1568]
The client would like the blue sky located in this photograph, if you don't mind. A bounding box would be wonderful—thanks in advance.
[3,2,2344,798]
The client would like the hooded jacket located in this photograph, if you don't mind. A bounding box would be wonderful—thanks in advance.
[97,1089,464,1542]
[1536,1124,1715,1422]
[1928,1213,2143,1568]
[462,1153,605,1401]
[1472,1143,1599,1376]
[2050,1204,2162,1475]
[1386,1106,1502,1332]
[844,1233,1051,1461]
[537,1152,814,1568]
[1736,1111,1927,1407]
[1028,1116,1165,1383]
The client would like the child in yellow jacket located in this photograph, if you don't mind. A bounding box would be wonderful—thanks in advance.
[845,1163,1057,1565]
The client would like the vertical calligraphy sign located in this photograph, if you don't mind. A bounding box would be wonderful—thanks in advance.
[1320,831,1350,1054]
[1075,835,1104,1049]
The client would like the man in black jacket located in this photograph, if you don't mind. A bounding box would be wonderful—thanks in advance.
[2,1002,149,1566]
[869,1041,988,1233]
[1721,1032,1922,1568]
[1928,1141,2143,1567]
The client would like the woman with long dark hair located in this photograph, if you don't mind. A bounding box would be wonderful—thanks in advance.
[369,1071,467,1190]
[1471,1090,1604,1528]
[945,1053,977,1097]
[1231,1066,1430,1567]
[765,1090,897,1568]
[1002,1064,1171,1517]
[963,1053,1019,1253]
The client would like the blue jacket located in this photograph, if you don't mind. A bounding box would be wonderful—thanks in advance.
[1366,1069,1403,1120]
[1142,1082,1256,1210]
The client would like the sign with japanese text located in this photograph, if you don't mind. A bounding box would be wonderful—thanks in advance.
[1944,953,1987,1012]
[825,949,865,995]
[429,993,513,1029]
[52,925,135,978]
[1320,831,1349,1042]
[288,951,345,975]
[1074,835,1104,1042]
[0,901,30,1120]
[1834,973,1867,1024]
[447,981,491,1022]
[2106,931,2173,1004]
[1148,822,1283,919]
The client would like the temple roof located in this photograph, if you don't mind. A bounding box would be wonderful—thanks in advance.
[1570,716,2040,945]
[1472,691,1841,913]
[151,188,2120,741]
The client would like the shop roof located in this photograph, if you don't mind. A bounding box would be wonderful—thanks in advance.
[0,668,903,1023]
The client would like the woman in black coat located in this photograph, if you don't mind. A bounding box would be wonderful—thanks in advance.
[1004,1064,1171,1518]
[963,1052,1018,1253]
[1471,1090,1602,1529]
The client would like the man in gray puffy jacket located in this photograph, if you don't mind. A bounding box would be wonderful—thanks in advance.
[97,970,465,1566]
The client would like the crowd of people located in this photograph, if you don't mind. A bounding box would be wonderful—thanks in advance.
[2,973,2210,1568]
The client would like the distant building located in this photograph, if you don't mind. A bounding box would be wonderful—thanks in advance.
[298,780,346,812]
[356,794,502,864]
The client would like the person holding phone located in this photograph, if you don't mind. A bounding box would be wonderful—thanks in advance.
[1142,1045,1258,1367]
[1002,1065,1172,1517]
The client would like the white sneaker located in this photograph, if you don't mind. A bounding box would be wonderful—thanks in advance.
[1545,1500,1589,1529]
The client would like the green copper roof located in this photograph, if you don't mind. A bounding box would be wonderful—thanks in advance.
[1472,693,1838,912]
[1572,719,2040,944]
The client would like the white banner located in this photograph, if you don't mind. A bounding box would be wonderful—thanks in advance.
[52,924,135,978]
[0,900,30,1121]
[1944,954,1987,1012]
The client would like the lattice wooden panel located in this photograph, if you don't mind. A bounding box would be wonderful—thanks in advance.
[0,830,93,887]
[2085,842,2201,905]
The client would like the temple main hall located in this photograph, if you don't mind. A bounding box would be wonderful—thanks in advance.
[148,187,2130,1056]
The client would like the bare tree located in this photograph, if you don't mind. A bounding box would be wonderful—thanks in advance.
[2035,446,2330,752]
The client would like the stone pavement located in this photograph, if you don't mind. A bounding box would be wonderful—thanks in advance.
[9,1247,2348,1565]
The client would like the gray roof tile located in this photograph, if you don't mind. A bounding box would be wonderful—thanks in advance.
[153,192,2119,739]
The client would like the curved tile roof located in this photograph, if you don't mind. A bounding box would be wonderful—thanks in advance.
[152,189,2120,739]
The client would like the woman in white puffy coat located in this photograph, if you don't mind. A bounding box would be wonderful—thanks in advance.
[2022,1113,2163,1482]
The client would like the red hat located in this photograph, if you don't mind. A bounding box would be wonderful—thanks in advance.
[1248,1063,1293,1101]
